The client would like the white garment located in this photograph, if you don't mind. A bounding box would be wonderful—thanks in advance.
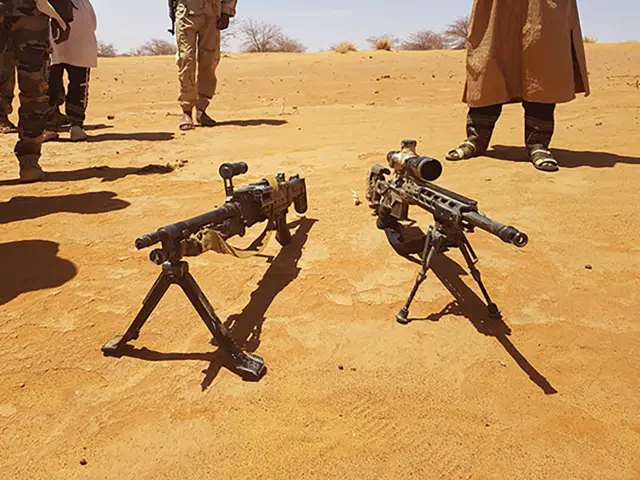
[50,0,98,68]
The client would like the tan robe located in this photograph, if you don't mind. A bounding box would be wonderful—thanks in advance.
[463,0,590,108]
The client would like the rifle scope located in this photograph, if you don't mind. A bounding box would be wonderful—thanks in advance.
[387,152,443,182]
[219,162,248,180]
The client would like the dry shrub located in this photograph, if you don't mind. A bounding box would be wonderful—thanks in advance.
[367,35,399,51]
[130,39,177,56]
[401,30,447,51]
[331,41,358,54]
[238,19,306,53]
[444,16,470,50]
[583,36,598,44]
[97,41,117,57]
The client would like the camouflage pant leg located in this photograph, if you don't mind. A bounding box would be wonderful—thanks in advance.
[0,36,16,115]
[466,104,503,153]
[9,15,50,162]
[523,101,556,151]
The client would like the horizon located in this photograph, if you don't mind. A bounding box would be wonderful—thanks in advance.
[92,0,639,55]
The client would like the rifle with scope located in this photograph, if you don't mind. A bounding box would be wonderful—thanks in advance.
[101,162,308,381]
[367,140,529,324]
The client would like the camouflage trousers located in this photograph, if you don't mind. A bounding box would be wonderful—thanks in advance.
[0,14,50,162]
[176,7,221,111]
[0,37,15,115]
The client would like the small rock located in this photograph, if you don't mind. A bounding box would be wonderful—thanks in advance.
[485,423,490,428]
[485,178,492,182]
[19,383,25,388]
[116,151,120,155]
[499,361,507,367]
[80,458,87,466]
[350,367,357,372]
[595,122,603,126]
[585,264,593,270]
[338,364,344,371]
[107,115,115,120]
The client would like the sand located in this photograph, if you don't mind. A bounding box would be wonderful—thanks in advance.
[1,43,639,479]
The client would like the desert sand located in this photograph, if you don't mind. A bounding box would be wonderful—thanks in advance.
[1,44,639,479]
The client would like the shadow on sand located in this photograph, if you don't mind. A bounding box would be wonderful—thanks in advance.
[114,217,316,391]
[487,145,640,169]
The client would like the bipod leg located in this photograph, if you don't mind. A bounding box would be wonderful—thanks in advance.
[459,235,501,318]
[178,271,266,381]
[101,267,173,356]
[396,226,441,324]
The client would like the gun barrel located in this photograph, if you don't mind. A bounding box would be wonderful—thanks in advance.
[135,203,239,250]
[463,211,529,247]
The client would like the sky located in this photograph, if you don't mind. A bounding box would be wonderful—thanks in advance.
[92,0,639,54]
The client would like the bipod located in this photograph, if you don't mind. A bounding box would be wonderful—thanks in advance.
[396,223,501,324]
[101,260,266,381]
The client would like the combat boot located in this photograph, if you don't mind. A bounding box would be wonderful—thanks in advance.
[18,155,45,183]
[0,113,18,134]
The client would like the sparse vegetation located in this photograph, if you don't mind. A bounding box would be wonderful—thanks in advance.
[367,35,399,51]
[583,36,598,44]
[238,19,306,53]
[444,16,470,50]
[401,30,447,51]
[331,41,358,54]
[130,39,177,56]
[97,41,117,58]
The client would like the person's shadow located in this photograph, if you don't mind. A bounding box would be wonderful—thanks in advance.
[0,163,174,186]
[487,145,640,168]
[390,223,557,395]
[114,217,317,391]
[0,191,130,224]
[0,240,77,306]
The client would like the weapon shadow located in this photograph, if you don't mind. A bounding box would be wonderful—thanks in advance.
[114,217,317,391]
[212,119,288,128]
[54,132,174,143]
[0,240,77,306]
[0,164,174,186]
[392,224,557,395]
[487,145,640,168]
[0,191,130,224]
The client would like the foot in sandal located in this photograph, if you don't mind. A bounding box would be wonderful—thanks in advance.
[179,110,195,131]
[529,146,559,172]
[446,140,478,161]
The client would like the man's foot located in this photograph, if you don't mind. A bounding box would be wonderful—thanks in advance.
[195,109,216,127]
[446,140,479,161]
[42,129,59,142]
[19,157,45,183]
[70,125,88,142]
[0,113,17,134]
[529,146,559,172]
[179,112,195,131]
[50,108,69,130]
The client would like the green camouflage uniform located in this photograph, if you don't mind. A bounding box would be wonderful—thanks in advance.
[0,0,73,181]
[0,39,15,116]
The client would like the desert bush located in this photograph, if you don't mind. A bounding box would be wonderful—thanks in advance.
[131,39,177,56]
[401,30,447,51]
[444,16,470,50]
[583,36,598,44]
[97,41,117,57]
[367,35,399,51]
[238,18,306,52]
[331,41,358,54]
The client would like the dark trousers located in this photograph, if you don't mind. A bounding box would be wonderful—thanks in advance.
[467,101,556,153]
[48,63,90,126]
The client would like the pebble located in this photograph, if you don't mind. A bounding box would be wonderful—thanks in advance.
[80,458,87,466]
[107,115,115,120]
[338,364,344,371]
[585,264,593,270]
[595,122,603,126]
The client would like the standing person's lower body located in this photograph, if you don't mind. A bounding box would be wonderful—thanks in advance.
[175,10,221,130]
[0,38,17,133]
[0,14,51,182]
[45,62,90,142]
[446,101,559,172]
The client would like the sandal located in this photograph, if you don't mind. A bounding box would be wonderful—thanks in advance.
[530,148,559,172]
[446,140,477,161]
[179,113,195,131]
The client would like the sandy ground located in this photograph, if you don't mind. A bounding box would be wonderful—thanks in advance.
[1,44,639,479]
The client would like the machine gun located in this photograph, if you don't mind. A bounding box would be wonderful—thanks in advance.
[367,140,529,324]
[167,0,177,35]
[101,163,308,381]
